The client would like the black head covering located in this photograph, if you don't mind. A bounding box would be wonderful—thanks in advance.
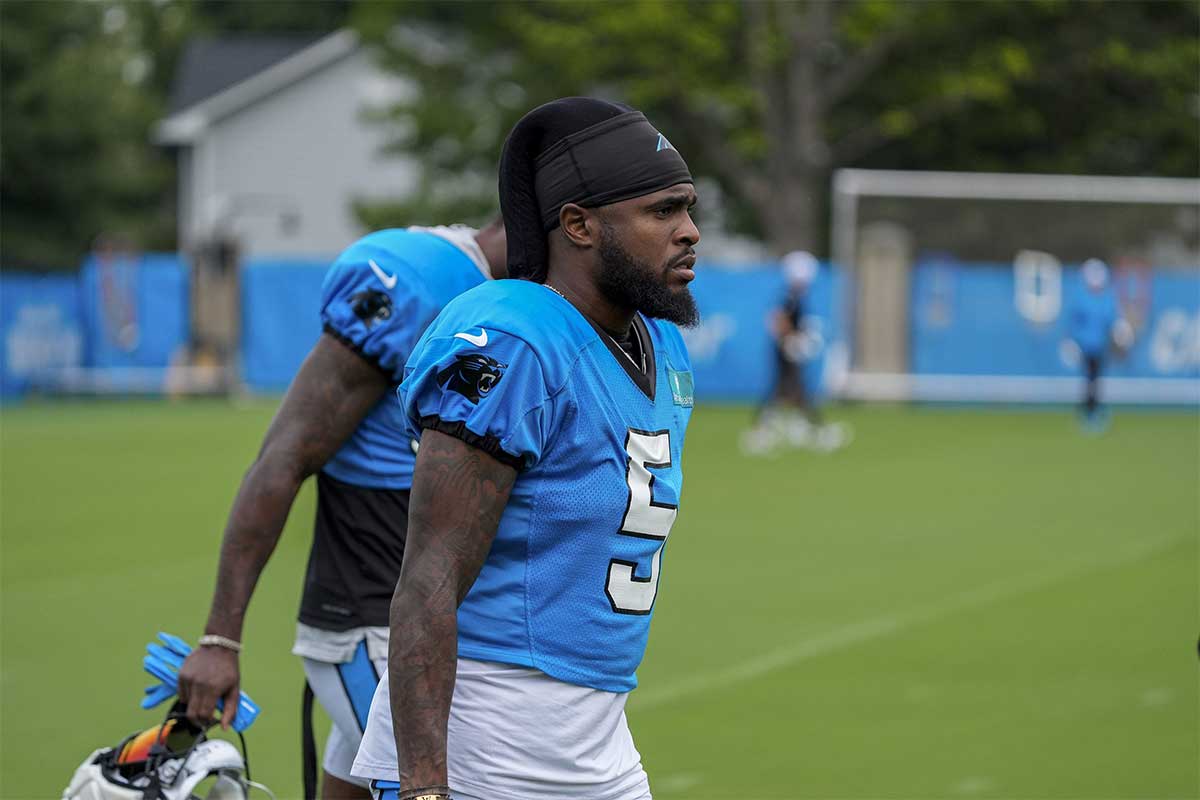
[499,97,692,282]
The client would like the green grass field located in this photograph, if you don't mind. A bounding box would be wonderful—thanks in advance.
[1,400,1196,799]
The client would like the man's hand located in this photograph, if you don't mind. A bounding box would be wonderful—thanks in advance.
[178,645,241,729]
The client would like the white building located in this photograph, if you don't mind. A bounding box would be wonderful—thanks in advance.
[156,31,417,259]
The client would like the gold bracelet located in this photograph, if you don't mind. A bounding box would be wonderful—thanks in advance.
[399,790,451,800]
[398,788,451,800]
[197,634,242,653]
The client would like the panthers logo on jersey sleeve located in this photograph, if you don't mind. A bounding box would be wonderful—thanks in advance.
[350,289,393,327]
[320,255,423,382]
[400,314,556,471]
[436,354,507,404]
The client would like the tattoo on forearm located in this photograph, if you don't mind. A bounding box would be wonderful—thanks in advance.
[205,335,388,636]
[390,429,515,789]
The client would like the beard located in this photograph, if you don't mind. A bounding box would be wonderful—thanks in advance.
[596,223,700,328]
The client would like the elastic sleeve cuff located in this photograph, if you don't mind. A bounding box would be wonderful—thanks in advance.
[322,324,399,382]
[418,414,525,471]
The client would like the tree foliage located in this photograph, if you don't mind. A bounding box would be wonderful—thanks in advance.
[0,0,351,271]
[3,0,1194,268]
[354,0,1199,254]
[1,1,174,270]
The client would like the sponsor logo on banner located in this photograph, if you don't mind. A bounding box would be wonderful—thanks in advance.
[679,313,736,363]
[5,305,82,376]
[1013,250,1062,325]
[1149,309,1200,373]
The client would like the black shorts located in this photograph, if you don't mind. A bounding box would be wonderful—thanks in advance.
[772,347,806,397]
[775,348,799,381]
[298,472,410,630]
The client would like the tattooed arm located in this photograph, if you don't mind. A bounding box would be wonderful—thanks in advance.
[178,333,389,727]
[390,429,517,793]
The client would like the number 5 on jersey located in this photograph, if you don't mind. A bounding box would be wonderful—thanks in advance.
[606,429,676,615]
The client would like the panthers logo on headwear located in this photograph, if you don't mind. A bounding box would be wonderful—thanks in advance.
[436,354,506,404]
[350,290,393,327]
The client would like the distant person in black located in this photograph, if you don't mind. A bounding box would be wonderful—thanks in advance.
[743,251,849,454]
[766,250,822,421]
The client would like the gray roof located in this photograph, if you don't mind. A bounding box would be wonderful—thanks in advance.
[168,34,327,114]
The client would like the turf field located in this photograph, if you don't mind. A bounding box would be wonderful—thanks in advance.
[1,400,1196,799]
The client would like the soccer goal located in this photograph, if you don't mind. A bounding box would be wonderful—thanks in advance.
[829,169,1200,405]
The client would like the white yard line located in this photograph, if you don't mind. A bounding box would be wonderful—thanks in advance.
[632,534,1188,712]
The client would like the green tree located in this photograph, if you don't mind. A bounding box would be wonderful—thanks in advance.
[1,0,175,270]
[0,0,352,271]
[354,0,1199,254]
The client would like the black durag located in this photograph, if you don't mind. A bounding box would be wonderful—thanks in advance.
[498,97,693,282]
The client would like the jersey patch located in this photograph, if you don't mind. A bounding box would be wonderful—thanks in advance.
[667,368,694,407]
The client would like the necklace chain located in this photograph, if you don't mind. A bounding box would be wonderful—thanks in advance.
[542,283,646,374]
[625,323,648,374]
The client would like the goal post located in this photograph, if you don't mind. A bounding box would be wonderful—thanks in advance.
[830,169,1200,405]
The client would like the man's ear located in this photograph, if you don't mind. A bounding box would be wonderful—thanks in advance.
[559,203,598,249]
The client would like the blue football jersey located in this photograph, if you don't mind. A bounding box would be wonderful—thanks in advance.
[1068,287,1118,357]
[320,228,489,489]
[399,280,695,693]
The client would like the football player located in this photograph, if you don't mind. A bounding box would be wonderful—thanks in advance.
[351,97,699,800]
[1066,258,1129,431]
[743,250,847,454]
[177,221,506,800]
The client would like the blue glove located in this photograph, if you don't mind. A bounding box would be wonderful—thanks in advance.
[141,632,261,732]
[142,682,176,708]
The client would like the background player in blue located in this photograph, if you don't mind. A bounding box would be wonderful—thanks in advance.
[177,221,506,800]
[352,98,699,800]
[1066,258,1130,431]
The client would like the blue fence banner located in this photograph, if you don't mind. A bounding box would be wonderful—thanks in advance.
[0,273,84,396]
[235,260,846,401]
[683,262,845,402]
[240,259,328,391]
[23,254,1193,402]
[911,261,1200,379]
[79,253,190,370]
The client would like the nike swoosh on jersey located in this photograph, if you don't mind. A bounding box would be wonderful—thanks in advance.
[368,259,398,290]
[454,329,489,347]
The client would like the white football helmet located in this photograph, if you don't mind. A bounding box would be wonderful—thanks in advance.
[62,714,271,800]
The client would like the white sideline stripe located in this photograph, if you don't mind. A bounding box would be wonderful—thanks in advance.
[631,534,1187,712]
